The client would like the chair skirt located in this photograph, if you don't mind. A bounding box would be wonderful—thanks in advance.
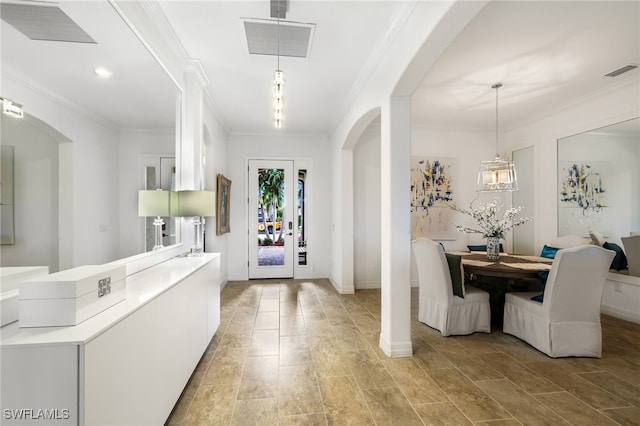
[419,285,491,337]
[503,292,603,358]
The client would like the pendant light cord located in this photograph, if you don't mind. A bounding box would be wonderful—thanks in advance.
[277,0,280,70]
[492,82,502,159]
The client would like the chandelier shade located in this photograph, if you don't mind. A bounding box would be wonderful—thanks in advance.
[477,82,518,192]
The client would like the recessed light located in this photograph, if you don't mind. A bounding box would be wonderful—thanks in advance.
[94,67,113,78]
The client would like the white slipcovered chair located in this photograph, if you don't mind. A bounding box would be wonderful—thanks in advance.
[503,245,615,358]
[412,238,491,336]
[621,235,640,277]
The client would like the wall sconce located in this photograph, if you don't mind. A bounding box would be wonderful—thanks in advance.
[138,190,171,250]
[177,190,215,255]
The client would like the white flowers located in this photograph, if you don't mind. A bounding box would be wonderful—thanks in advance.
[451,197,532,239]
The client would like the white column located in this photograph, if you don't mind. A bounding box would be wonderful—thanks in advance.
[340,148,355,294]
[379,96,412,358]
[179,62,207,250]
[180,61,207,191]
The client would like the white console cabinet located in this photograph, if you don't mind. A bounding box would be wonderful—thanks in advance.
[1,253,220,425]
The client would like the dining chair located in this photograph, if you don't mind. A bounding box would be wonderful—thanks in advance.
[412,238,491,336]
[621,235,640,277]
[503,245,615,357]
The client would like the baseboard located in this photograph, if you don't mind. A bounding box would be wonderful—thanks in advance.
[355,281,381,289]
[378,333,413,358]
[329,277,355,295]
[601,303,640,324]
[355,281,419,289]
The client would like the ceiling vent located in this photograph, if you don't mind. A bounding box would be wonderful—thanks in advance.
[244,18,315,58]
[0,2,96,43]
[604,64,638,77]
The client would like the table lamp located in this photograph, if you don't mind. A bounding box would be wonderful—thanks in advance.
[177,190,215,255]
[138,190,171,250]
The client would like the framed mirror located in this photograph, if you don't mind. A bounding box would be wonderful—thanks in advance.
[557,117,640,244]
[0,1,179,273]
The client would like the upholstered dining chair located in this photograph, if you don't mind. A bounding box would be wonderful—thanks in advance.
[412,238,491,336]
[503,245,615,358]
[621,235,640,277]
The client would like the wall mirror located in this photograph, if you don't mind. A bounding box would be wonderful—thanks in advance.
[557,117,640,244]
[0,1,179,274]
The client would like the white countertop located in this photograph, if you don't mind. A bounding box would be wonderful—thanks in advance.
[0,253,219,348]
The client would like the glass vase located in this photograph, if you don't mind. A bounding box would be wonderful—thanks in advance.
[486,236,501,260]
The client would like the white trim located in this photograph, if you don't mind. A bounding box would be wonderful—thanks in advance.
[601,304,640,324]
[378,333,413,358]
[329,277,354,295]
[607,272,640,286]
[354,281,381,290]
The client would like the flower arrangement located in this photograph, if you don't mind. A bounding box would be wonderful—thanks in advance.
[451,197,532,239]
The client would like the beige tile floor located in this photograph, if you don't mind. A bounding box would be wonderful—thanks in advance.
[166,279,640,426]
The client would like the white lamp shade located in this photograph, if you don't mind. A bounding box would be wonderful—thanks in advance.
[177,190,216,217]
[138,190,170,217]
[477,158,518,192]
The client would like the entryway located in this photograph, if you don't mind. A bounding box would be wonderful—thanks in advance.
[248,159,296,279]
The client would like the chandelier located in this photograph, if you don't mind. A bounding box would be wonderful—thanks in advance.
[273,0,284,128]
[477,83,518,192]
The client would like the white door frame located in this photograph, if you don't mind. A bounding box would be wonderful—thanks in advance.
[246,157,314,280]
[248,159,295,279]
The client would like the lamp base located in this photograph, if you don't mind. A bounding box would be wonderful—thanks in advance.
[187,216,203,256]
[152,216,165,250]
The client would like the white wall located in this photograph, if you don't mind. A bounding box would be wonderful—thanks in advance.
[203,103,230,284]
[353,123,381,289]
[226,133,332,281]
[0,115,60,271]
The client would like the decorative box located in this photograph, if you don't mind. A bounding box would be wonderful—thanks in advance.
[0,266,49,327]
[19,265,126,328]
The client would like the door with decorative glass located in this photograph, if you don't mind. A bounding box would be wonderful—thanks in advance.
[248,160,295,279]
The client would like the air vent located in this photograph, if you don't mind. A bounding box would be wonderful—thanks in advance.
[604,64,638,77]
[0,3,96,43]
[244,19,315,58]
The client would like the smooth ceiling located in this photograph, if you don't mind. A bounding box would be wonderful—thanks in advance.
[2,1,638,135]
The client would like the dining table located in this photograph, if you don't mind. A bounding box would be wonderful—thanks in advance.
[448,252,554,280]
[446,251,554,325]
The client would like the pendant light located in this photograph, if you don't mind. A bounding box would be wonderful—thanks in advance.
[477,83,518,192]
[273,0,284,128]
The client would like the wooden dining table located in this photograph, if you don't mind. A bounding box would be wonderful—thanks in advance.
[449,252,554,280]
[447,251,553,325]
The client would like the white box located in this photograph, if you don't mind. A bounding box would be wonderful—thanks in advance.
[1,266,49,327]
[19,265,126,328]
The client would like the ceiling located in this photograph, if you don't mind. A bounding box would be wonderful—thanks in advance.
[2,1,638,136]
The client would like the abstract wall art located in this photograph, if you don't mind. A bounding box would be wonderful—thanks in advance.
[559,162,607,211]
[410,157,455,237]
[558,161,610,236]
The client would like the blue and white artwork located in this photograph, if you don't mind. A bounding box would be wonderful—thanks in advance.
[411,158,454,213]
[558,161,611,237]
[411,157,456,237]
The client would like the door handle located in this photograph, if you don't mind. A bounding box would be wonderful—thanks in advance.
[287,232,293,236]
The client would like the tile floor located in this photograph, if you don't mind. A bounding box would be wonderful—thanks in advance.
[166,279,640,425]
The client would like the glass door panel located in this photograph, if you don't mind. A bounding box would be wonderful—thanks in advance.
[248,160,294,279]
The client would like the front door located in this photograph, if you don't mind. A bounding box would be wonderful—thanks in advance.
[248,160,295,279]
